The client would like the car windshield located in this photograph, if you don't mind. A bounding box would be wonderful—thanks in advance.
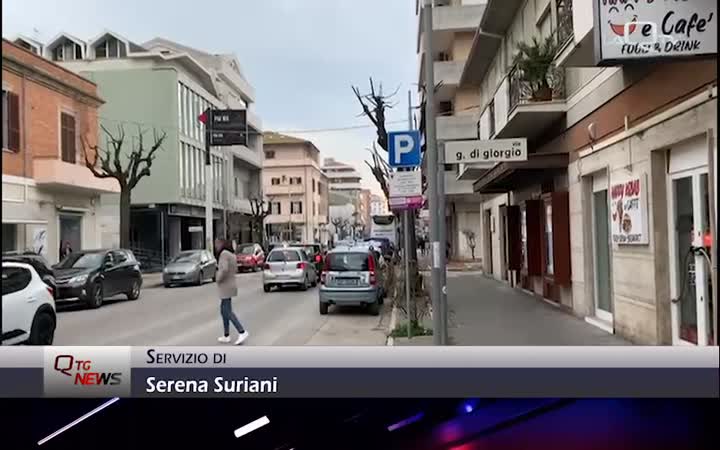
[171,252,201,263]
[303,245,320,255]
[238,245,255,255]
[267,250,300,262]
[327,253,370,272]
[56,252,105,269]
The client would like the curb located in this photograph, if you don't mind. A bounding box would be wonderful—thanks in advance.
[386,305,398,347]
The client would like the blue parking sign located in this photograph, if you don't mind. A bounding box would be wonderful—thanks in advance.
[388,130,421,168]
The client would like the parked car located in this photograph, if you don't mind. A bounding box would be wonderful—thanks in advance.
[262,247,317,292]
[319,246,383,316]
[163,250,217,287]
[299,244,324,280]
[2,252,56,298]
[1,261,56,345]
[53,249,142,309]
[235,244,265,272]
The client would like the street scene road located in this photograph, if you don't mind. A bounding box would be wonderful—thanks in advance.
[53,272,391,346]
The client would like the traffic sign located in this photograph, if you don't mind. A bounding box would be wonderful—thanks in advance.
[445,138,527,164]
[389,170,422,198]
[388,130,421,167]
[389,196,423,211]
[198,109,248,147]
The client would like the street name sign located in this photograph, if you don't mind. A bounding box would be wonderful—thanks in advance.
[444,138,528,164]
[389,170,422,198]
[388,130,421,168]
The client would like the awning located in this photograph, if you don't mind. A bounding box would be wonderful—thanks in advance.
[473,153,569,194]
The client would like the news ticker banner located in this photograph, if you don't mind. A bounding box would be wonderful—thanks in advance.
[0,347,717,398]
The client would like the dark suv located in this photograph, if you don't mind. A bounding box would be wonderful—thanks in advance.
[53,249,142,309]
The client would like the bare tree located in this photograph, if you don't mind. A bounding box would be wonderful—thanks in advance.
[82,124,167,248]
[249,197,273,247]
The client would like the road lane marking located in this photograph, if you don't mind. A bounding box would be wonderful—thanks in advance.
[37,397,119,446]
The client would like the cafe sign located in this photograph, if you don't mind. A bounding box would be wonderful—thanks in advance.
[594,0,717,65]
[610,173,649,245]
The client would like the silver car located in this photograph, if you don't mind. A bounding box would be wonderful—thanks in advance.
[262,247,317,292]
[319,247,383,316]
[163,250,217,287]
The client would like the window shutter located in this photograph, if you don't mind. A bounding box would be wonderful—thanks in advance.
[7,92,20,151]
[507,205,522,270]
[552,191,572,285]
[525,200,543,276]
[61,114,76,163]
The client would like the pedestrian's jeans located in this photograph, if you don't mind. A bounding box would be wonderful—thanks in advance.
[220,298,245,336]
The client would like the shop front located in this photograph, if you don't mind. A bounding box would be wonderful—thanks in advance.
[474,153,573,308]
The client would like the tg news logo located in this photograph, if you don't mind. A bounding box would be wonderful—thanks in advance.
[53,354,122,386]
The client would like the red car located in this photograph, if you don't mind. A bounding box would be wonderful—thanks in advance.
[235,243,265,272]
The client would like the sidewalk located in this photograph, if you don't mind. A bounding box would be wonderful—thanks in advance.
[405,255,630,346]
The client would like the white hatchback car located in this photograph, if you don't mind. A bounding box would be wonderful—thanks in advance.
[1,261,57,345]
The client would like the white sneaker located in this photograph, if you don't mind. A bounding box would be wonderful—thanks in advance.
[235,331,249,345]
[217,336,232,343]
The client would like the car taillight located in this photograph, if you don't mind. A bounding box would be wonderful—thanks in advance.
[263,263,270,270]
[46,286,54,297]
[297,262,307,270]
[315,254,322,263]
[368,254,377,285]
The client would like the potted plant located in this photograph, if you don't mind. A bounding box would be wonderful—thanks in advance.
[514,35,560,101]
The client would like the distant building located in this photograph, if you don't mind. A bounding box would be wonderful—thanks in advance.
[370,194,388,216]
[262,132,329,244]
[358,189,372,237]
[322,158,364,240]
[2,39,119,263]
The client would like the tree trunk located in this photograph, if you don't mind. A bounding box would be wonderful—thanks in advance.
[119,188,132,249]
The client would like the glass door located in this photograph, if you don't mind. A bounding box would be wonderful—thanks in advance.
[669,170,712,345]
[593,189,613,323]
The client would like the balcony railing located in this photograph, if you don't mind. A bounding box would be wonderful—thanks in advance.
[556,0,574,51]
[508,64,566,113]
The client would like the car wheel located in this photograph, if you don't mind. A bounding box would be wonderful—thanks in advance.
[212,274,216,282]
[196,271,204,286]
[263,285,271,293]
[164,283,171,288]
[311,277,318,288]
[368,300,380,316]
[300,276,309,291]
[88,282,103,309]
[127,280,141,300]
[28,310,55,345]
[319,302,329,315]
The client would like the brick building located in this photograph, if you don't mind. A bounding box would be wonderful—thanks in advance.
[2,39,119,263]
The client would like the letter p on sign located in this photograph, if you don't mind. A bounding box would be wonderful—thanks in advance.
[388,130,421,168]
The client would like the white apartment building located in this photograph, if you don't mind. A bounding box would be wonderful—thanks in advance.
[322,158,365,240]
[263,132,329,244]
[418,0,717,345]
[371,194,389,216]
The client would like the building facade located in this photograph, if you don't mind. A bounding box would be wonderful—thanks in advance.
[2,39,119,263]
[370,194,389,216]
[424,0,717,345]
[322,157,364,240]
[416,0,488,261]
[358,189,372,237]
[262,132,329,244]
[32,31,263,268]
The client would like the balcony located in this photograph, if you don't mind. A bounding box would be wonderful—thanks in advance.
[417,2,485,54]
[33,159,120,195]
[437,114,478,141]
[493,64,566,141]
[554,0,596,67]
[264,184,306,196]
[444,174,478,203]
[434,60,464,101]
[457,162,494,181]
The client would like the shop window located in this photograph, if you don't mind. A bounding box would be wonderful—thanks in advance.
[524,200,544,276]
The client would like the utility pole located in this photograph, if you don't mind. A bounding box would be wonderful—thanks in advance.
[204,110,214,253]
[423,0,444,345]
[404,89,414,340]
[437,143,448,345]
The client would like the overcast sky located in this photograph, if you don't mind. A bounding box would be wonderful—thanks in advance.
[3,0,420,195]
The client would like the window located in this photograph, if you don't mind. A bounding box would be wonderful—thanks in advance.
[1,266,32,296]
[2,90,20,151]
[313,202,316,215]
[60,113,76,163]
[234,177,239,197]
[291,201,303,214]
[488,100,496,137]
[271,202,282,215]
[312,179,316,193]
[53,45,64,61]
[111,250,128,264]
[265,151,275,159]
[271,177,281,185]
[290,177,302,185]
[545,203,554,275]
[95,38,122,58]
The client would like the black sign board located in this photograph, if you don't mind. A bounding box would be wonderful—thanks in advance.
[201,109,248,147]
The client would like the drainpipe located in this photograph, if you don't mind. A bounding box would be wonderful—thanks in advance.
[21,73,30,253]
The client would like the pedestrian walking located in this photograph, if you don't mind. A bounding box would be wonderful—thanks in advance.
[417,235,425,256]
[59,241,72,261]
[214,238,249,345]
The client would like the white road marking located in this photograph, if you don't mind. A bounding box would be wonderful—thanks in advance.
[234,415,270,438]
[37,397,120,446]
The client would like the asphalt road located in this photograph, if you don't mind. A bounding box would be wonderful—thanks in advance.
[53,272,391,346]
